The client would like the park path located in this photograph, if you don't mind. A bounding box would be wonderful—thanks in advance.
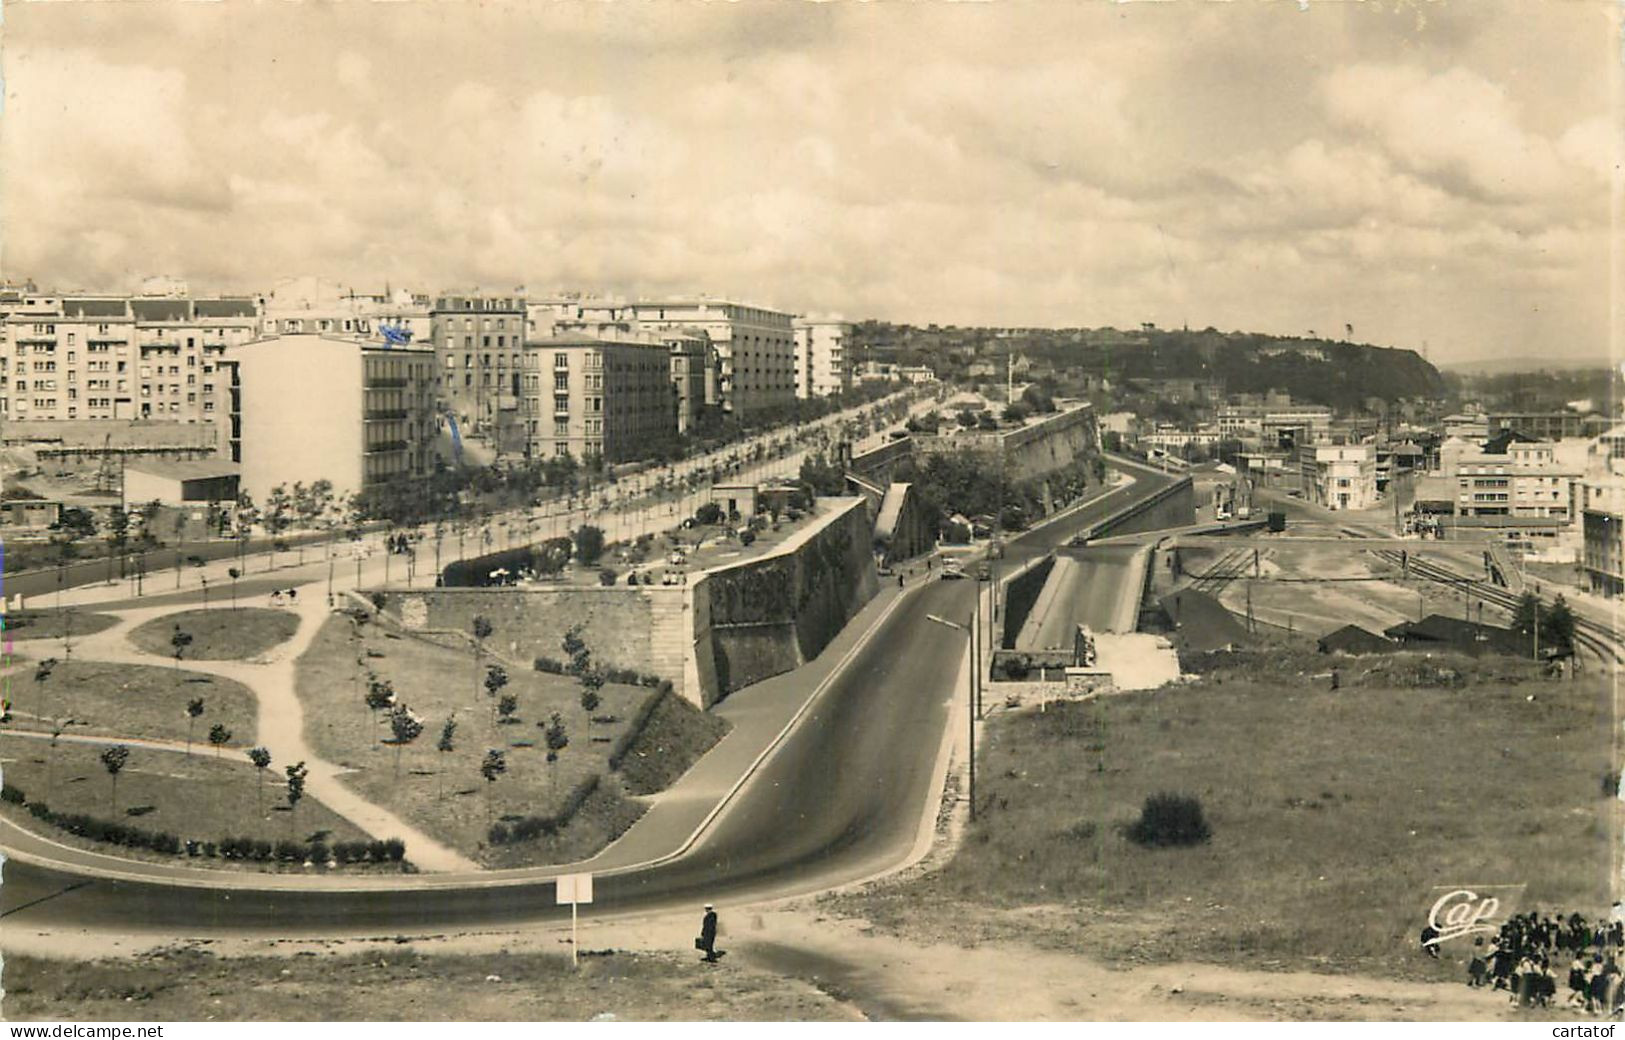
[39,580,480,873]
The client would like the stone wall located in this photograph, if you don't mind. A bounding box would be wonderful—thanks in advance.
[1091,476,1196,539]
[690,497,879,705]
[379,497,879,710]
[1000,554,1056,649]
[380,585,691,699]
[912,405,1098,484]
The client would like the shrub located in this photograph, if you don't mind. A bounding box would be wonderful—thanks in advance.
[534,656,567,674]
[253,839,274,862]
[384,838,406,862]
[308,839,331,865]
[598,567,618,586]
[694,502,723,525]
[274,839,303,862]
[1126,793,1212,848]
[27,802,50,820]
[1,782,25,804]
[740,530,756,546]
[487,823,511,845]
[574,524,606,565]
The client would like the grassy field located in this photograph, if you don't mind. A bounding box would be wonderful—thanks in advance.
[294,614,724,867]
[2,659,256,747]
[127,607,301,661]
[2,609,119,642]
[0,945,857,1022]
[827,651,1616,980]
[0,737,384,871]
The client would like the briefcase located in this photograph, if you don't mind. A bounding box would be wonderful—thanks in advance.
[694,938,705,950]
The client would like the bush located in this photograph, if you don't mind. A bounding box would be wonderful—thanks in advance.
[533,656,568,675]
[308,839,331,865]
[384,838,406,862]
[694,502,723,525]
[1,782,25,804]
[598,567,618,586]
[574,524,606,565]
[1126,793,1212,848]
[488,823,511,845]
[740,530,756,546]
[275,839,303,862]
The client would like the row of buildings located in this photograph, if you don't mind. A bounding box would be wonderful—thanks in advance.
[0,280,866,516]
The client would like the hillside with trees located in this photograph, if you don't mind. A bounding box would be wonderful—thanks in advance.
[854,322,1445,410]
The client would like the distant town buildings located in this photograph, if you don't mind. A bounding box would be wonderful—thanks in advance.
[430,292,527,453]
[1298,442,1376,511]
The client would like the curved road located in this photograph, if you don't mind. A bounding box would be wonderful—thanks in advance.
[0,458,1173,935]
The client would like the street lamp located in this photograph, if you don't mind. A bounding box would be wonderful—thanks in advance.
[926,609,981,821]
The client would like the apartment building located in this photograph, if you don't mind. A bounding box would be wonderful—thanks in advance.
[520,335,676,464]
[1437,440,1580,521]
[430,293,526,449]
[792,318,852,399]
[223,332,437,507]
[261,278,433,346]
[1299,442,1376,510]
[1581,477,1625,596]
[0,295,256,425]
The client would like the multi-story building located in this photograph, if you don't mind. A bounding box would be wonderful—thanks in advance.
[1217,404,1264,438]
[1437,441,1581,521]
[665,330,712,435]
[792,318,852,398]
[223,332,437,507]
[1581,477,1625,596]
[430,292,527,450]
[580,298,795,417]
[1262,405,1333,447]
[260,278,433,346]
[0,295,256,426]
[1490,412,1601,442]
[1299,442,1376,510]
[520,335,676,464]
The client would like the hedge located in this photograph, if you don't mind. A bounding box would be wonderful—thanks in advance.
[607,680,675,772]
[487,774,601,846]
[7,781,407,866]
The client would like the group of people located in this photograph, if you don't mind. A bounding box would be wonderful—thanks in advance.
[268,588,299,607]
[1460,910,1625,1013]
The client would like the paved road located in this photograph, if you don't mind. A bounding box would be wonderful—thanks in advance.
[0,456,1172,935]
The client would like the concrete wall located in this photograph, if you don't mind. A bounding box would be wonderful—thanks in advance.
[1091,477,1196,539]
[1000,554,1056,649]
[847,436,913,485]
[691,496,878,704]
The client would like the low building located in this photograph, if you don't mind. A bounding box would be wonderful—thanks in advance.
[1317,624,1394,656]
[0,498,60,529]
[1581,477,1625,596]
[1383,614,1525,657]
[709,482,760,519]
[123,459,239,507]
[223,333,437,508]
[898,365,936,385]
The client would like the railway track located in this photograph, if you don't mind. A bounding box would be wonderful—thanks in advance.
[1187,546,1260,597]
[1360,542,1625,667]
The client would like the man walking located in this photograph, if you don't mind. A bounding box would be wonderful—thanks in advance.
[698,903,723,963]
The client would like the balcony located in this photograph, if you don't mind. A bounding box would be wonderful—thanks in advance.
[365,440,408,454]
[369,377,409,389]
[365,409,409,420]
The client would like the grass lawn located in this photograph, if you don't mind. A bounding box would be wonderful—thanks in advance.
[2,660,256,747]
[827,650,1617,980]
[294,614,723,867]
[0,737,385,872]
[0,945,856,1022]
[127,608,301,661]
[2,609,119,642]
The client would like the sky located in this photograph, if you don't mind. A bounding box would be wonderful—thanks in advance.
[0,0,1619,365]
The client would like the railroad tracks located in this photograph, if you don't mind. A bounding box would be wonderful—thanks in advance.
[1187,546,1261,597]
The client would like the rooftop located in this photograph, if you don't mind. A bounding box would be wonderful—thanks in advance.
[126,459,241,482]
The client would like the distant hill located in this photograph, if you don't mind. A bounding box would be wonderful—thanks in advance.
[1440,356,1614,376]
[854,323,1446,410]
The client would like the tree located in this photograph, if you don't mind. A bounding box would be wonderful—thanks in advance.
[284,760,309,818]
[99,744,129,815]
[436,716,457,801]
[170,626,194,672]
[365,677,397,724]
[484,663,510,729]
[388,703,424,781]
[208,722,232,757]
[480,748,507,824]
[184,698,205,755]
[1511,591,1542,636]
[471,615,493,705]
[543,712,569,801]
[227,566,241,609]
[1545,595,1576,653]
[46,716,69,803]
[574,524,606,566]
[498,693,519,726]
[248,746,272,816]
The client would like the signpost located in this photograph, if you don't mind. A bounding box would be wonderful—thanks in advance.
[555,872,594,967]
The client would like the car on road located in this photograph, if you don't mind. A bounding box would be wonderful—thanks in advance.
[975,562,992,581]
[940,560,966,580]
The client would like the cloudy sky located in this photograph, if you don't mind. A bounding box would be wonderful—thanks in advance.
[1,1,1618,364]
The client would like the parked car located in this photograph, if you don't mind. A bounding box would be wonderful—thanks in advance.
[941,560,966,580]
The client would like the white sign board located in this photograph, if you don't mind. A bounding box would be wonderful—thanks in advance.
[555,872,594,905]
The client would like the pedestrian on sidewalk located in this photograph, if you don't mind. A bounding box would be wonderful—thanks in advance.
[697,903,724,963]
[898,573,905,589]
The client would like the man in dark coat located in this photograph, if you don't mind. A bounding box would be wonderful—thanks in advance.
[699,903,723,962]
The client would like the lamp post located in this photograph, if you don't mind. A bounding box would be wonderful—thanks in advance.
[926,608,980,820]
